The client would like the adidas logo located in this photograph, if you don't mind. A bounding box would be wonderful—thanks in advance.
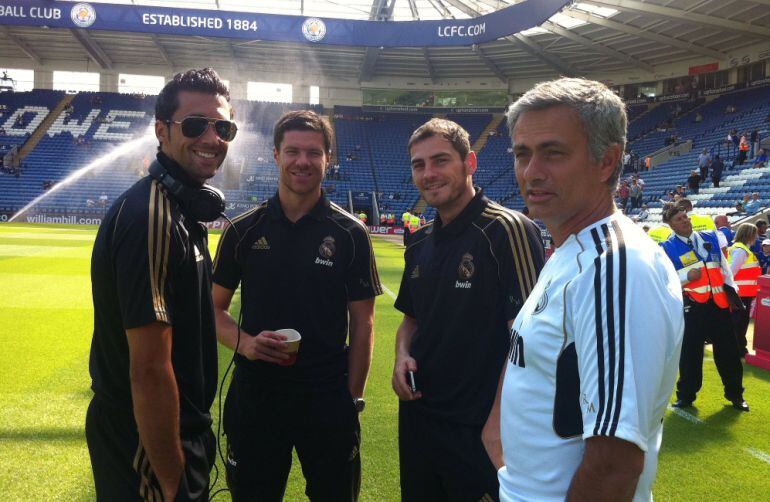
[411,265,420,279]
[251,237,270,250]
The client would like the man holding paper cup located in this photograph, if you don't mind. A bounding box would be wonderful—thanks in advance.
[212,110,382,501]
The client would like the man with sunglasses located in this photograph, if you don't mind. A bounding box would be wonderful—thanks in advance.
[86,68,235,501]
[212,110,381,501]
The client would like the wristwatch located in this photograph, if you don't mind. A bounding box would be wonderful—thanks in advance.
[353,398,365,413]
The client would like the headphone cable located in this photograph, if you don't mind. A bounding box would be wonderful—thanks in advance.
[209,212,243,501]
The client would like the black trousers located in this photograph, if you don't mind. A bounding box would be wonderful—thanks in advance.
[731,296,753,355]
[223,369,361,502]
[677,300,744,403]
[86,396,215,502]
[399,404,499,502]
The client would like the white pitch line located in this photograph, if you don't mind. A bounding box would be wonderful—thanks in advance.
[381,284,397,300]
[667,406,770,467]
[744,447,770,466]
[667,405,704,424]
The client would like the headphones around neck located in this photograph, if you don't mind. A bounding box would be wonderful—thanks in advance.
[149,160,225,223]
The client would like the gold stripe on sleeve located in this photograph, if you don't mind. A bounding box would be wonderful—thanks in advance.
[483,205,539,297]
[156,190,172,321]
[329,202,383,295]
[148,181,171,323]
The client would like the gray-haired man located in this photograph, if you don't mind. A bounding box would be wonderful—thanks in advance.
[488,78,684,501]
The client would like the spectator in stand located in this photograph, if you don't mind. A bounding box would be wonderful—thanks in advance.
[630,178,643,209]
[750,129,759,157]
[744,192,761,215]
[733,201,746,215]
[616,179,630,213]
[758,239,770,274]
[726,129,739,160]
[714,214,734,247]
[751,220,768,256]
[623,151,631,172]
[687,170,701,195]
[694,112,703,123]
[380,213,387,226]
[698,148,711,181]
[98,192,108,207]
[737,135,750,166]
[711,154,724,187]
[752,149,767,168]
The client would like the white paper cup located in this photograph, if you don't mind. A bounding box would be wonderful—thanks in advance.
[275,329,301,366]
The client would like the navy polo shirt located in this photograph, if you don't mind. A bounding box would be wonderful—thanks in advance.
[213,192,382,387]
[395,190,544,425]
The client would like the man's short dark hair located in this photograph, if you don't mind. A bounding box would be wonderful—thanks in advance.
[407,118,471,161]
[676,198,693,212]
[662,203,686,223]
[155,68,231,122]
[273,110,333,154]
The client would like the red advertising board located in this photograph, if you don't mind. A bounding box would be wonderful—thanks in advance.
[688,62,719,75]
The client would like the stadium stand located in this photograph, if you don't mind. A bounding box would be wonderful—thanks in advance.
[621,85,770,225]
[1,84,769,226]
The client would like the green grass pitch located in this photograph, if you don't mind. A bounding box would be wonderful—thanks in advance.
[1,223,769,500]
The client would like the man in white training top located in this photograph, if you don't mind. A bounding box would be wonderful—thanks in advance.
[486,78,684,502]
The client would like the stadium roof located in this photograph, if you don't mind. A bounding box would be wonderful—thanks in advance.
[1,0,768,83]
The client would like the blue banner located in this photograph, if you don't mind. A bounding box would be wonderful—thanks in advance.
[0,0,570,47]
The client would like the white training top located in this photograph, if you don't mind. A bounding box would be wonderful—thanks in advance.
[499,213,684,502]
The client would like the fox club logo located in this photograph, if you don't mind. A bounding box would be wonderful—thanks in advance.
[302,18,327,42]
[71,3,96,28]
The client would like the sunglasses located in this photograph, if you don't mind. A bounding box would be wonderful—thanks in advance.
[166,116,238,142]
